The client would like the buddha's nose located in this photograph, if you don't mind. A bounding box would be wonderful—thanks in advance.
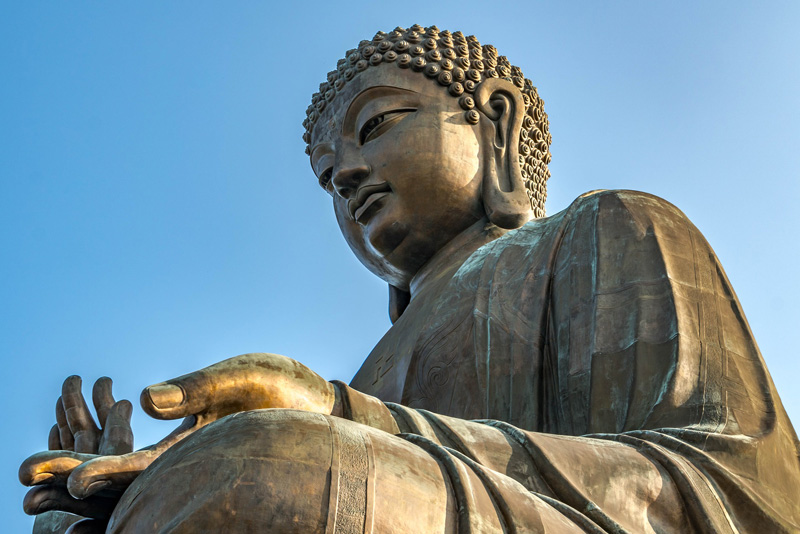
[332,154,370,200]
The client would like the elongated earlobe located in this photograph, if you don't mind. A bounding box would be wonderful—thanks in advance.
[473,79,533,229]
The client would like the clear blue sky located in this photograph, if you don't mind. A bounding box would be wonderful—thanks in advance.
[2,3,798,530]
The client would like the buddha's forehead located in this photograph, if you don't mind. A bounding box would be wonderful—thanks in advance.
[310,65,448,147]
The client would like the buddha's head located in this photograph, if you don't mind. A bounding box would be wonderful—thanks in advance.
[304,25,552,303]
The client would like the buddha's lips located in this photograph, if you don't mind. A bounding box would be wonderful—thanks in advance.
[349,182,391,222]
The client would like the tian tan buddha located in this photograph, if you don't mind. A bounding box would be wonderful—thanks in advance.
[20,25,800,534]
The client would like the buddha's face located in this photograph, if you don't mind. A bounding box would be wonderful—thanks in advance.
[309,66,486,289]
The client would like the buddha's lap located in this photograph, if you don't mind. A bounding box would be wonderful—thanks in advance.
[107,409,456,533]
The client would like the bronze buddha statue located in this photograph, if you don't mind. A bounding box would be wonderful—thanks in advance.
[21,25,800,533]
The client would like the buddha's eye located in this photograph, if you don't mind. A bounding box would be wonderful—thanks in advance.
[359,109,415,145]
[318,168,333,192]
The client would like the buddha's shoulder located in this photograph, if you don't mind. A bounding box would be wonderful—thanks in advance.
[535,189,692,232]
[562,189,689,219]
[484,189,695,253]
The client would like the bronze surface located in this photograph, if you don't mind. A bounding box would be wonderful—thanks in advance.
[20,25,800,533]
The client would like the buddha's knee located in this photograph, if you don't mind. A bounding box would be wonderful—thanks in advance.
[108,410,340,533]
[108,409,456,533]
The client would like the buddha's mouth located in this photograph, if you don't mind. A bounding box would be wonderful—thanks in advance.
[349,182,391,223]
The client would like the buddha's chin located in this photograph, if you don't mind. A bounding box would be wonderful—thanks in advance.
[366,220,440,286]
[365,215,409,262]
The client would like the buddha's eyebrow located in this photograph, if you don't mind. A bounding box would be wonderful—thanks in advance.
[309,143,331,159]
[343,86,418,132]
[309,144,334,174]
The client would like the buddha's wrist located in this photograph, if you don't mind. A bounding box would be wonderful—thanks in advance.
[329,380,399,433]
[329,381,345,418]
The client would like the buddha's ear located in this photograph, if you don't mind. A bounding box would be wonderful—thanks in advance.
[473,78,534,229]
[388,284,411,323]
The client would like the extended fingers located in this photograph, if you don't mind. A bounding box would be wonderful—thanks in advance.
[67,417,202,499]
[20,449,153,500]
[98,400,133,456]
[19,450,98,487]
[67,450,157,499]
[62,376,100,453]
[68,417,200,499]
[23,486,117,519]
[56,398,75,451]
[91,377,115,428]
[48,424,62,451]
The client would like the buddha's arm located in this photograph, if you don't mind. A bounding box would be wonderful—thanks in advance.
[333,370,797,532]
[332,381,690,533]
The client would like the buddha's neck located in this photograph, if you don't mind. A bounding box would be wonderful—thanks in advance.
[409,217,507,299]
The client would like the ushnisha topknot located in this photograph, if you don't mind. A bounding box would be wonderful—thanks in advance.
[303,24,552,217]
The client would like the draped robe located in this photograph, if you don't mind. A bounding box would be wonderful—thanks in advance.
[109,190,800,533]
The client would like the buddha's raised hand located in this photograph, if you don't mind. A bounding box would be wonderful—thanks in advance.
[22,353,337,514]
[19,376,134,533]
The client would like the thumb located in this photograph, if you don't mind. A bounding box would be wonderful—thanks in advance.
[140,353,285,420]
[140,355,272,420]
[140,367,217,420]
[140,353,335,421]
